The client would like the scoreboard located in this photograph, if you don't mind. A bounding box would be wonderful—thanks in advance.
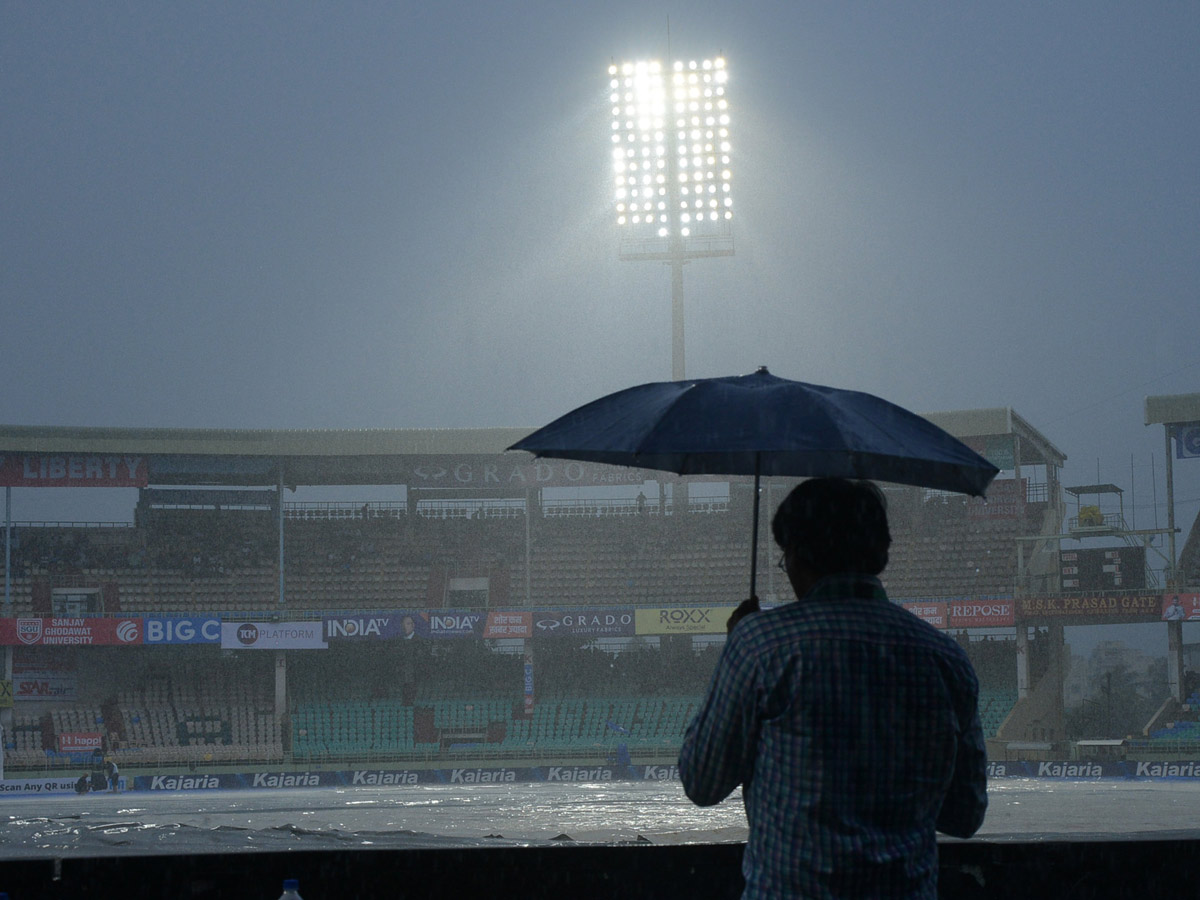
[1059,546,1146,591]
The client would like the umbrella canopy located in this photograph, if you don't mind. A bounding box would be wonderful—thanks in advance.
[509,367,1000,597]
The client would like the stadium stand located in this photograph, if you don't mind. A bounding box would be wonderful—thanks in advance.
[58,666,287,767]
[5,710,51,767]
[0,480,1042,616]
[292,700,419,761]
[286,690,702,765]
[1125,684,1200,758]
[978,687,1019,738]
[0,418,1098,774]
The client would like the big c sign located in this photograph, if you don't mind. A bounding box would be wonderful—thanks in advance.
[143,617,221,644]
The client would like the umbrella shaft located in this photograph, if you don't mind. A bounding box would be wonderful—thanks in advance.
[749,456,761,599]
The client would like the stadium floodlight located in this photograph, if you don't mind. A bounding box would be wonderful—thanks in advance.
[609,56,734,380]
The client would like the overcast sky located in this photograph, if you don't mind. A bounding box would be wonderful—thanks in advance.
[3,2,1199,606]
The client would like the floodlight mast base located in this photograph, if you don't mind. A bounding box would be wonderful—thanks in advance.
[671,255,685,381]
[618,237,734,382]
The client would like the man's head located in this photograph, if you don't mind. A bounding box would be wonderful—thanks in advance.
[772,478,891,583]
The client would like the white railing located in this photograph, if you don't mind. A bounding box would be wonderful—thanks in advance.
[415,498,526,520]
[284,502,407,521]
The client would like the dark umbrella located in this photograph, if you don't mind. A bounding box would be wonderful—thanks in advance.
[508,367,999,598]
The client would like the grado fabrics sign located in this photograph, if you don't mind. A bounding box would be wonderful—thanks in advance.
[0,618,143,646]
[532,609,635,638]
[635,606,735,636]
[0,454,148,487]
[404,455,659,489]
[1016,594,1162,622]
[220,622,327,650]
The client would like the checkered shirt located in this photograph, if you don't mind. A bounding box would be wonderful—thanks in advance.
[679,574,988,899]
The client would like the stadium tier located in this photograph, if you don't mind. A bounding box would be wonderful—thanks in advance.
[0,475,1057,773]
[0,481,1039,614]
[6,418,1188,774]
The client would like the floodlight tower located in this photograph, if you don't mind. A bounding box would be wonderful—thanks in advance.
[609,57,734,381]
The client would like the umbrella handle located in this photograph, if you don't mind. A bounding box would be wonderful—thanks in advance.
[749,454,761,600]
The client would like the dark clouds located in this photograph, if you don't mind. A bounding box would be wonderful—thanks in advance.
[2,2,1198,543]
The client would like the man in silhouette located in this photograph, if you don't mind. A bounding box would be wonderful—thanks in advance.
[680,478,987,898]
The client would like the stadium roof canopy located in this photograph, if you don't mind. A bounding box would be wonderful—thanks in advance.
[0,407,1064,488]
[1145,392,1200,426]
[921,408,1065,470]
[0,424,534,457]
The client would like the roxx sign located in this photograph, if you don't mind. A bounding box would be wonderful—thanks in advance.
[635,607,734,636]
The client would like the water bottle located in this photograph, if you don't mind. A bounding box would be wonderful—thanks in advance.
[278,878,302,899]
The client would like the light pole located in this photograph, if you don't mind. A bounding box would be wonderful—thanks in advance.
[609,57,734,381]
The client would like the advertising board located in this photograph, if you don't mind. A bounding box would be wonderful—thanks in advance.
[635,606,734,636]
[0,454,148,487]
[426,610,484,639]
[404,456,661,490]
[967,477,1025,519]
[14,670,78,701]
[58,732,102,753]
[946,598,1014,628]
[1161,593,1200,621]
[323,613,429,641]
[902,602,948,628]
[220,622,327,650]
[531,609,635,638]
[0,618,143,646]
[484,611,532,639]
[143,617,221,644]
[1015,594,1162,622]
